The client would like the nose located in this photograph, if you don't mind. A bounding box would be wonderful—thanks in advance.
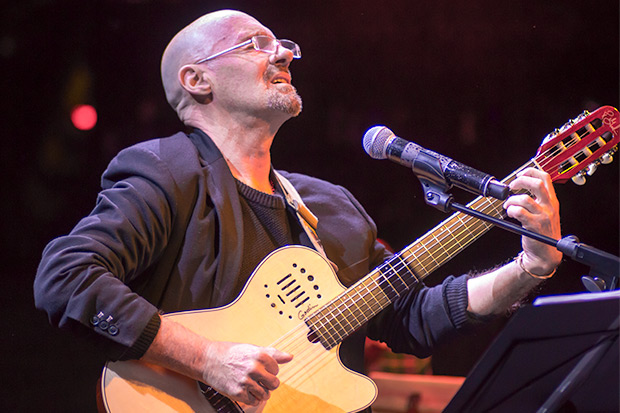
[269,43,294,67]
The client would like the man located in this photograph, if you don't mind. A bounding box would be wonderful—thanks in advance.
[34,9,562,411]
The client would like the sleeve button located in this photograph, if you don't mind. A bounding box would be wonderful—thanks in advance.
[98,321,109,330]
[108,325,119,336]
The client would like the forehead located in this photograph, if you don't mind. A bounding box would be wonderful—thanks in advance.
[212,14,275,45]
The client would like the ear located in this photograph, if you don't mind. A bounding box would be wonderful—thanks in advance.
[178,65,212,103]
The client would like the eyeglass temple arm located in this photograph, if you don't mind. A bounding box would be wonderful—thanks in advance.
[195,39,253,64]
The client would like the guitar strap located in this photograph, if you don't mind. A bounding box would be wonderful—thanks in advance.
[273,170,338,272]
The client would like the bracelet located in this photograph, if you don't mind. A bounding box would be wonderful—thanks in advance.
[515,252,556,280]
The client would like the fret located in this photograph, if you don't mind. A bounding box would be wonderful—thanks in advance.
[343,293,368,332]
[392,253,420,286]
[407,247,429,276]
[332,296,356,334]
[359,276,391,316]
[419,239,440,268]
[359,276,387,313]
[370,273,393,307]
[429,231,451,263]
[341,290,366,326]
[327,307,348,344]
[454,213,478,243]
[443,223,463,249]
[352,286,375,324]
[385,258,409,288]
[380,264,405,297]
[341,302,366,333]
[309,311,338,349]
[485,198,505,217]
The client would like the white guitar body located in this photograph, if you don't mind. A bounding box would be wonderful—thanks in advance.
[101,246,377,413]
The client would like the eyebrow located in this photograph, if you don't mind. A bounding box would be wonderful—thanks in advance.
[235,30,273,43]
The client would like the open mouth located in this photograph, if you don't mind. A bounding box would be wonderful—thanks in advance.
[270,73,291,84]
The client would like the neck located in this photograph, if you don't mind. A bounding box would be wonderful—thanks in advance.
[191,114,282,194]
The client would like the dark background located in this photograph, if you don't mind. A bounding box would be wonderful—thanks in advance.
[2,0,618,410]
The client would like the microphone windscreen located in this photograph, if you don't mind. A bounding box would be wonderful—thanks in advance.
[363,126,393,159]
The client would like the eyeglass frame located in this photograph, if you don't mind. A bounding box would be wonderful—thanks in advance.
[194,35,301,65]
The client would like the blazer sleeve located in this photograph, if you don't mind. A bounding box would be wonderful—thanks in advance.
[33,141,185,360]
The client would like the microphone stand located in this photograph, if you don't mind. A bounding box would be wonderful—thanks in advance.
[412,153,619,292]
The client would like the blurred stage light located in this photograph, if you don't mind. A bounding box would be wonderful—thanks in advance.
[71,104,97,130]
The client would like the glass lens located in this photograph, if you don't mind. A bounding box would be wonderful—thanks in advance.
[279,40,301,58]
[253,36,278,52]
[252,36,301,58]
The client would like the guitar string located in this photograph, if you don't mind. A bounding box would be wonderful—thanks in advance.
[269,165,524,381]
[271,206,501,387]
[265,122,606,388]
[271,155,552,380]
[267,182,514,385]
[272,175,528,385]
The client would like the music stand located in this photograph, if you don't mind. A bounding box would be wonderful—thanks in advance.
[445,290,620,412]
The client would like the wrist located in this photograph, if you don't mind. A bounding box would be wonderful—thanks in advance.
[516,251,557,279]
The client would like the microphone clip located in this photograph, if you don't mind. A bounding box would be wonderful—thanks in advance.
[413,150,454,213]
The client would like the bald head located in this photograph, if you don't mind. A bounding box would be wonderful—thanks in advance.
[160,10,263,120]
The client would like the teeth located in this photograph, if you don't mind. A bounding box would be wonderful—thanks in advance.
[273,79,286,84]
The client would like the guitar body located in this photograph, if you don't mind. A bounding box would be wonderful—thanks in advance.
[101,246,377,413]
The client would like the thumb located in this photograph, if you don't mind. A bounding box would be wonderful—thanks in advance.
[268,348,293,364]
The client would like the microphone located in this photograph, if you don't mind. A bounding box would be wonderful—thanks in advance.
[363,126,510,200]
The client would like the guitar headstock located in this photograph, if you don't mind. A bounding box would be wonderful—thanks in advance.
[535,105,619,185]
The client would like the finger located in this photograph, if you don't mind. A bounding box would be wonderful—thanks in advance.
[254,372,280,390]
[250,362,280,390]
[509,175,551,204]
[505,204,536,225]
[504,194,542,217]
[268,348,294,364]
[244,391,261,407]
[248,380,270,402]
[256,350,282,376]
[258,348,292,376]
[516,167,551,181]
[511,168,556,202]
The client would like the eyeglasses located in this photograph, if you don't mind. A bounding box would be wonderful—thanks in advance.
[195,35,301,64]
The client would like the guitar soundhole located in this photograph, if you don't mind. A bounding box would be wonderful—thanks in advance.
[261,261,323,320]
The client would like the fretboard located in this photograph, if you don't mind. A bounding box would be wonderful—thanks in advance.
[306,161,536,350]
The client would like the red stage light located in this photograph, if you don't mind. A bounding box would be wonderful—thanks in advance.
[71,104,97,130]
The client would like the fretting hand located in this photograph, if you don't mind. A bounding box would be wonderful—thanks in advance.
[504,167,562,276]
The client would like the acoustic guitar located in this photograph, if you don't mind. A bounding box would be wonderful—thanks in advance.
[100,106,619,412]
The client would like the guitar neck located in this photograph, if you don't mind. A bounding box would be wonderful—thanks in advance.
[306,160,537,350]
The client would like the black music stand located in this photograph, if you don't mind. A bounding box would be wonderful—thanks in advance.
[445,290,620,413]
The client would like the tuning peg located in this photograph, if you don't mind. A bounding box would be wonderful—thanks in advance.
[586,163,598,176]
[575,111,590,123]
[572,172,587,185]
[600,153,613,164]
